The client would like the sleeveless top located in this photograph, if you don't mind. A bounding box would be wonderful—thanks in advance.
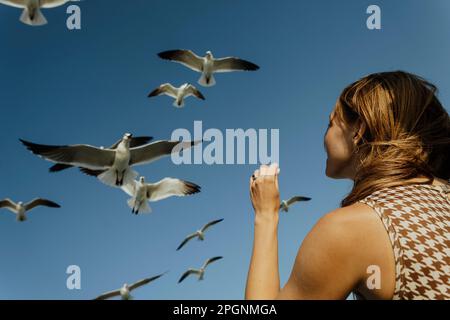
[356,183,450,300]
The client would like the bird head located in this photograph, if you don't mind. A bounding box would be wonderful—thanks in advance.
[205,51,213,59]
[123,133,133,140]
[17,201,24,206]
[139,176,145,184]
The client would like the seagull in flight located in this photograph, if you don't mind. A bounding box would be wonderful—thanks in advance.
[176,218,223,251]
[148,83,205,108]
[0,0,73,26]
[0,198,60,221]
[20,133,199,187]
[94,273,166,300]
[280,196,311,212]
[157,49,259,87]
[178,256,223,283]
[121,176,201,214]
[48,136,153,173]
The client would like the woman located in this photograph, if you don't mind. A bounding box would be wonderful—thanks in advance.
[246,71,450,300]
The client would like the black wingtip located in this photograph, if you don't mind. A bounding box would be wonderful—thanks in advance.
[184,181,201,195]
[148,88,159,97]
[157,50,178,60]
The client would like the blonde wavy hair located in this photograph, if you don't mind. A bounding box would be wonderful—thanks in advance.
[335,71,450,207]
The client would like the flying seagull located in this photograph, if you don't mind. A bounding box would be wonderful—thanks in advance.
[176,218,223,251]
[49,136,153,173]
[20,133,199,187]
[0,198,60,222]
[178,256,223,283]
[121,176,201,214]
[0,0,73,26]
[148,83,205,108]
[157,49,259,87]
[279,196,311,212]
[94,273,166,300]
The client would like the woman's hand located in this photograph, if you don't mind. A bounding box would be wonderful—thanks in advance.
[250,163,280,220]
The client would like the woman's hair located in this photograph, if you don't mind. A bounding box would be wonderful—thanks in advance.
[335,71,450,207]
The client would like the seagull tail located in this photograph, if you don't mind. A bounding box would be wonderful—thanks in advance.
[198,73,216,87]
[20,7,47,26]
[127,198,151,214]
[173,98,185,108]
[98,168,137,187]
[98,169,118,187]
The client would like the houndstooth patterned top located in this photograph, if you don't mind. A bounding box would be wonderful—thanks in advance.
[357,183,450,300]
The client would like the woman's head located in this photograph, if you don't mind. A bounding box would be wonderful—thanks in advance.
[324,71,450,206]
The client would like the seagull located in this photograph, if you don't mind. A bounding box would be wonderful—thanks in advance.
[48,136,153,173]
[279,196,311,212]
[0,0,73,26]
[178,256,223,283]
[176,218,223,251]
[0,198,60,221]
[20,133,199,187]
[121,176,201,214]
[148,83,205,108]
[157,49,259,87]
[94,273,166,300]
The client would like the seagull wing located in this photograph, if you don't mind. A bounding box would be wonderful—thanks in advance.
[49,163,74,172]
[94,289,121,300]
[146,178,200,202]
[178,269,200,283]
[109,136,153,149]
[121,180,138,197]
[129,140,198,166]
[20,139,116,170]
[201,218,224,232]
[129,273,164,291]
[203,256,223,269]
[0,199,17,213]
[148,83,178,99]
[176,232,198,251]
[213,57,259,73]
[184,85,205,100]
[24,198,60,211]
[286,196,311,206]
[0,0,26,8]
[158,50,204,72]
[40,0,70,8]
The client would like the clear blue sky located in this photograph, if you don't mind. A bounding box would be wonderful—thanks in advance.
[0,0,449,299]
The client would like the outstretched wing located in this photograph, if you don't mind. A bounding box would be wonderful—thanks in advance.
[158,49,204,72]
[121,180,138,197]
[146,178,200,202]
[178,269,200,283]
[0,199,17,212]
[129,273,165,291]
[129,140,198,166]
[148,83,178,98]
[176,233,198,251]
[286,196,311,206]
[40,0,70,9]
[185,85,205,100]
[20,139,115,170]
[94,289,121,300]
[0,1,26,9]
[213,57,259,73]
[203,256,223,269]
[24,198,60,211]
[201,218,224,232]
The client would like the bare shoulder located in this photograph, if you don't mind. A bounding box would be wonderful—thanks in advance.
[284,201,395,299]
[312,202,396,299]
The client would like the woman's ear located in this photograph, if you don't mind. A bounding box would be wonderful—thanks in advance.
[352,120,366,145]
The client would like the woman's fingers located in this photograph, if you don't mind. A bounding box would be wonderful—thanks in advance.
[267,163,278,176]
